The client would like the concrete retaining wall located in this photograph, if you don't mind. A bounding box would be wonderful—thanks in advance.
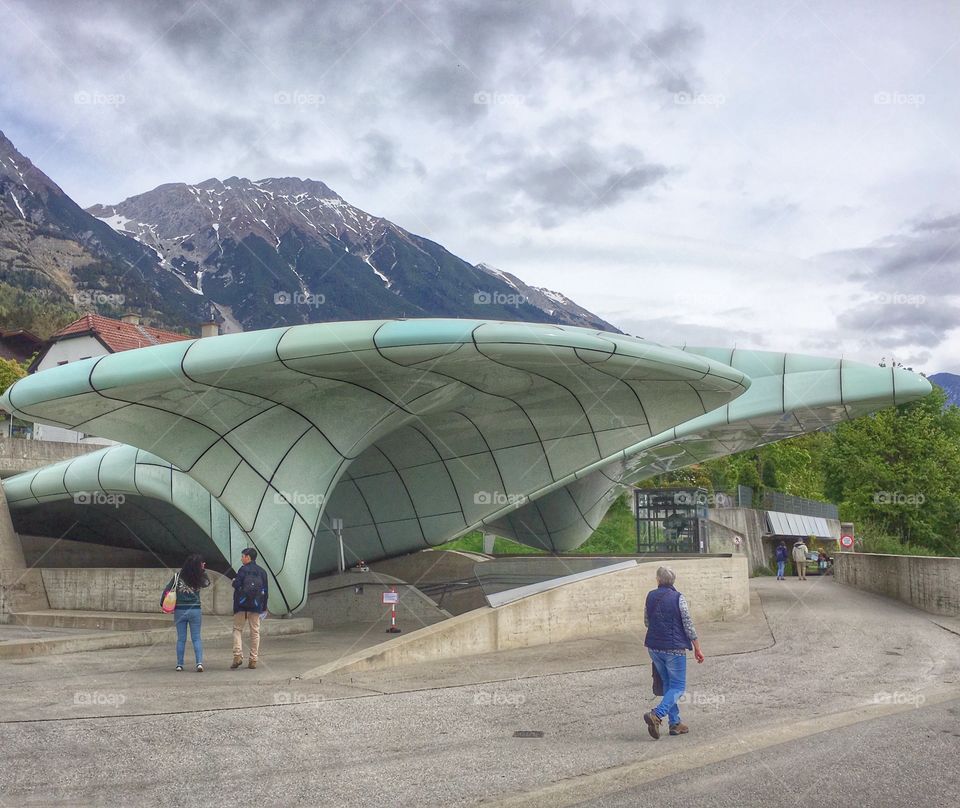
[38,568,236,615]
[303,571,450,627]
[0,568,50,619]
[20,536,166,569]
[308,555,748,675]
[371,549,489,584]
[834,552,960,617]
[0,438,98,478]
[706,508,766,574]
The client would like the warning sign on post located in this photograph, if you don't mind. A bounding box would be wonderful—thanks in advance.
[381,591,399,604]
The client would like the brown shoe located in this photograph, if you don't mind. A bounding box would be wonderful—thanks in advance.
[643,710,662,740]
[248,659,257,669]
[230,655,243,669]
[669,723,689,735]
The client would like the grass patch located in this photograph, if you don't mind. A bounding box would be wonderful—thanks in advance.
[434,531,545,555]
[434,494,636,555]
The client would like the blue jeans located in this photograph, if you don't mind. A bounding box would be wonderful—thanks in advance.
[174,608,203,666]
[649,649,687,725]
[777,560,785,578]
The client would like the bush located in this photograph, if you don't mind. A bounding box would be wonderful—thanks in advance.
[858,532,942,557]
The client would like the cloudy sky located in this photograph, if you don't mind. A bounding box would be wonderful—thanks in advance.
[2,0,958,372]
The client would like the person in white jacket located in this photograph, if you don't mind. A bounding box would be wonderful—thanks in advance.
[792,541,809,580]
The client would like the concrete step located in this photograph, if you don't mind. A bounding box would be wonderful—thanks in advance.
[0,612,314,659]
[11,610,172,631]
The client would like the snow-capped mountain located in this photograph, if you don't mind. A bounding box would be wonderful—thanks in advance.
[0,130,618,337]
[476,263,618,330]
[0,130,202,331]
[87,177,619,332]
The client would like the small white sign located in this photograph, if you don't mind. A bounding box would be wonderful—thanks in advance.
[331,518,343,531]
[382,591,399,604]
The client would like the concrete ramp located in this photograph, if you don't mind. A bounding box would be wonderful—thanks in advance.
[303,555,747,678]
[485,560,638,607]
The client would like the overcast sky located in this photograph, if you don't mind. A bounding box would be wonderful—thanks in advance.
[2,0,958,372]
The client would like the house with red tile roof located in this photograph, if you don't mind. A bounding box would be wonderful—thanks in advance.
[28,314,191,373]
[0,329,43,363]
[24,314,203,443]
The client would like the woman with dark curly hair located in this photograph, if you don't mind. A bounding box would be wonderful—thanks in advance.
[165,554,210,672]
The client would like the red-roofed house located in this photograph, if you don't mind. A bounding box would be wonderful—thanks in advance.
[0,329,43,363]
[26,314,200,443]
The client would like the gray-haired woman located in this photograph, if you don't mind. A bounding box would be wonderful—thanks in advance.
[642,566,704,739]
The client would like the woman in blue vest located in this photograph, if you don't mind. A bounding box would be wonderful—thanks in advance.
[643,566,704,739]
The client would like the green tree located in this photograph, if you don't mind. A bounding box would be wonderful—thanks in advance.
[0,356,28,393]
[0,282,78,338]
[823,386,960,555]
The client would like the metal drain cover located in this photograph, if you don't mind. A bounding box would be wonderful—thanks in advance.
[513,730,544,738]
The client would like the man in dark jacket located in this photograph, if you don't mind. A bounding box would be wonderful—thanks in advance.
[231,547,268,669]
[643,566,704,740]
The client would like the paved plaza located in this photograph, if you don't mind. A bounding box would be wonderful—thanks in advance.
[1,577,958,806]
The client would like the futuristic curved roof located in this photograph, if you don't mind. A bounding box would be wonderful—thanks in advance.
[1,319,931,613]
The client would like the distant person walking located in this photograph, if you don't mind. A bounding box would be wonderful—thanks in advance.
[231,547,269,669]
[775,541,788,580]
[643,566,705,740]
[792,540,809,580]
[818,549,830,575]
[164,554,210,672]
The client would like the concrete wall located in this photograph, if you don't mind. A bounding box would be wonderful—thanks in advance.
[302,570,450,627]
[0,438,100,477]
[0,479,24,570]
[38,568,236,615]
[371,549,489,584]
[834,552,960,617]
[317,555,749,674]
[706,508,766,573]
[20,536,165,569]
[0,568,50,619]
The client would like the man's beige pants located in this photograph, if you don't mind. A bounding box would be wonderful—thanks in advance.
[232,612,261,662]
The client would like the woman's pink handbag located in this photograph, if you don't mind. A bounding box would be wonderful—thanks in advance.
[161,572,180,614]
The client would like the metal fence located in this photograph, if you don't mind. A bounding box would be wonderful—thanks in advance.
[762,491,839,520]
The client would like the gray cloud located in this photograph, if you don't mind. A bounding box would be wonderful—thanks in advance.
[630,20,704,94]
[358,131,426,181]
[823,211,960,295]
[513,145,668,219]
[913,212,960,232]
[615,315,768,349]
[843,297,958,350]
[3,0,688,227]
